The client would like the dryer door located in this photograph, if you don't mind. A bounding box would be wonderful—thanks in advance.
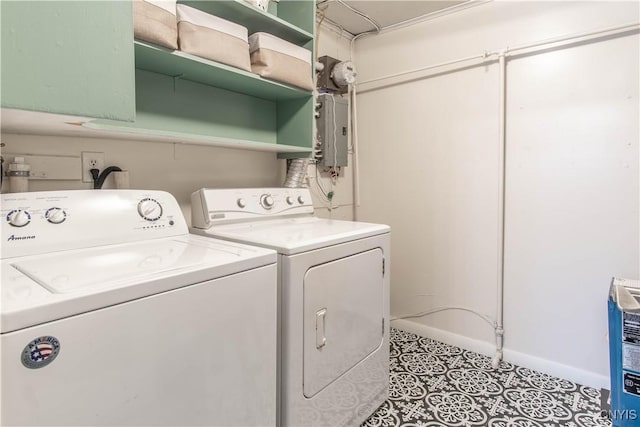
[303,248,384,397]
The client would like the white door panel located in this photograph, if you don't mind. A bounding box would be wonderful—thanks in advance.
[303,249,384,397]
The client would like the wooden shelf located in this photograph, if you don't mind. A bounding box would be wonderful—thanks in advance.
[179,0,313,45]
[134,41,311,101]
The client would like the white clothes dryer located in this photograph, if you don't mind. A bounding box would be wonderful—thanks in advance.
[1,190,278,426]
[191,187,390,427]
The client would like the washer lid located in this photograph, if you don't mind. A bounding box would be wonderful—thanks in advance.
[199,217,389,255]
[1,235,275,333]
[14,240,213,294]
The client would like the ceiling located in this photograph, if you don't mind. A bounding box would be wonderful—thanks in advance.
[318,0,469,35]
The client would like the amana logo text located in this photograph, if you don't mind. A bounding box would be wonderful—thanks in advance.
[7,234,36,241]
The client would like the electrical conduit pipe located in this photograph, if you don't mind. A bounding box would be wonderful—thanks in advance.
[492,51,507,369]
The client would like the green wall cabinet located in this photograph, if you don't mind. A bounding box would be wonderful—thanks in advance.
[1,1,136,121]
[1,0,314,156]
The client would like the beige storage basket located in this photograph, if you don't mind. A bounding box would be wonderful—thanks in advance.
[249,32,313,91]
[133,0,178,50]
[176,4,251,72]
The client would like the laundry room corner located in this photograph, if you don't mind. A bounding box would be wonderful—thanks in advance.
[351,0,639,390]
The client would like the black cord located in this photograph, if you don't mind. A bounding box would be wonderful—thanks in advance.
[90,168,100,189]
[91,166,122,189]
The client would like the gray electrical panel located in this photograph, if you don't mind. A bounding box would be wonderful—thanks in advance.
[316,94,348,168]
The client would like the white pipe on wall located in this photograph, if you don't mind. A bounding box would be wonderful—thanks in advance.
[507,21,638,56]
[358,52,495,88]
[387,51,509,370]
[357,21,639,93]
[349,31,377,219]
[350,84,361,216]
[492,51,507,370]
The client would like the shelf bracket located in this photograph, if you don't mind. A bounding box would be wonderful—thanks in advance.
[172,74,184,91]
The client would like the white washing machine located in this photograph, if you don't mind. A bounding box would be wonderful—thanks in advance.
[191,188,390,427]
[1,190,278,426]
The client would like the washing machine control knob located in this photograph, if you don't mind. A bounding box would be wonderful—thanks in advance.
[7,210,31,227]
[138,198,163,221]
[286,196,294,205]
[45,207,67,224]
[260,194,275,209]
[297,196,305,205]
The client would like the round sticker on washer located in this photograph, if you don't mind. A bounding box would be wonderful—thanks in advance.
[21,336,61,369]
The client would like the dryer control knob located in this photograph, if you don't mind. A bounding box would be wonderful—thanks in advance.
[237,198,246,208]
[45,207,67,224]
[138,198,163,221]
[7,209,31,227]
[286,196,294,205]
[260,194,274,209]
[297,196,305,205]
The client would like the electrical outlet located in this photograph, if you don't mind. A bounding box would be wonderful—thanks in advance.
[81,152,105,183]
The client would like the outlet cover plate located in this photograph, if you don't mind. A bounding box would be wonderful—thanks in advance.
[81,152,105,182]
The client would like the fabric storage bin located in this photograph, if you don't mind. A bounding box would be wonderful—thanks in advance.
[176,4,251,71]
[133,0,178,50]
[249,32,313,91]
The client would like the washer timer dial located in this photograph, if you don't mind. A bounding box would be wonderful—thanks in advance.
[45,207,67,224]
[7,210,31,227]
[137,198,163,221]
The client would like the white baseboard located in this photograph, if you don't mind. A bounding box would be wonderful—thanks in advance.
[391,319,609,390]
[392,319,496,357]
[502,348,610,391]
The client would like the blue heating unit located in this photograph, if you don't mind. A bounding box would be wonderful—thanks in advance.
[608,277,640,426]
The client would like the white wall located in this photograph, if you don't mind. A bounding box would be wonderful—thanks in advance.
[353,1,639,389]
[503,32,639,385]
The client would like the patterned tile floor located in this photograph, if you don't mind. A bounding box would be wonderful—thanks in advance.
[363,328,610,427]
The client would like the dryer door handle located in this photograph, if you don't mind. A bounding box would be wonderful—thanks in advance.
[316,308,327,349]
